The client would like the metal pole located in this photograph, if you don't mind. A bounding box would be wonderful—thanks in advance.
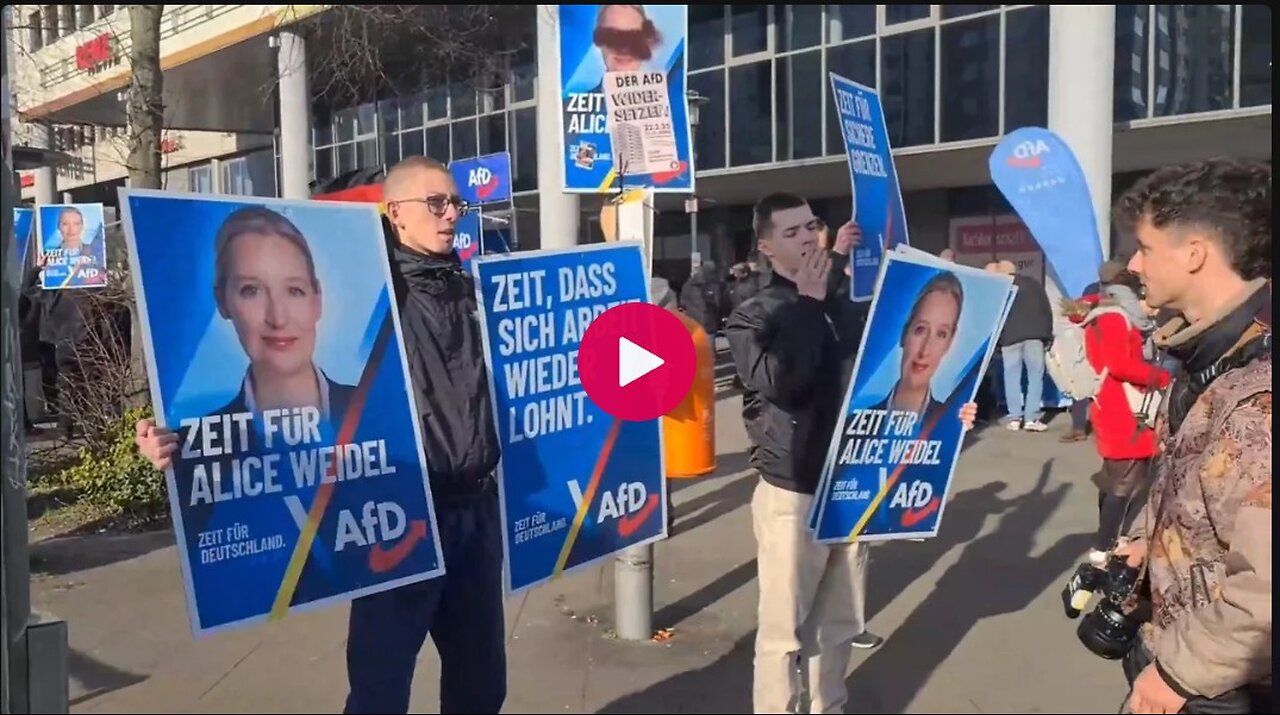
[614,545,653,640]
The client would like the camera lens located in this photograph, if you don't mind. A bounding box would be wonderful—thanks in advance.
[1077,602,1141,660]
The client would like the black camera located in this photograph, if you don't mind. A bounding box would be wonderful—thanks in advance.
[1061,556,1150,660]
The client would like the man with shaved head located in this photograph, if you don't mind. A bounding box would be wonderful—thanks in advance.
[132,154,508,712]
[348,155,506,714]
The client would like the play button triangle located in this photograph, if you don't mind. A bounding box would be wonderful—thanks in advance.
[618,336,665,388]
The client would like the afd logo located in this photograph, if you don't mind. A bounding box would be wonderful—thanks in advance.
[889,479,941,529]
[567,479,659,538]
[1004,138,1051,169]
[454,229,479,261]
[468,166,500,200]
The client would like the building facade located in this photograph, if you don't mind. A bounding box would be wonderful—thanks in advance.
[10,4,1272,281]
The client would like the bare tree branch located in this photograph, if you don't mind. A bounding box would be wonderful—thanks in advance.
[275,4,534,107]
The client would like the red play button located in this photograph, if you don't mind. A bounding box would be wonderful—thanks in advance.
[579,302,696,422]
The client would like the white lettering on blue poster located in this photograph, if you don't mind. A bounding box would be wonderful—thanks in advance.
[810,250,1016,542]
[471,243,667,593]
[829,73,910,303]
[119,189,445,637]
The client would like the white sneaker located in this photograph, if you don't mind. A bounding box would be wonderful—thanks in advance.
[1088,549,1109,566]
[1005,420,1022,431]
[1023,421,1048,432]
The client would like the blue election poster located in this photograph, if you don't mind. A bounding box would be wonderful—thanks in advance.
[119,189,445,637]
[450,152,513,206]
[829,73,909,303]
[37,202,108,290]
[454,210,483,273]
[472,243,667,593]
[811,250,1015,543]
[989,127,1105,300]
[558,4,694,194]
[12,207,35,269]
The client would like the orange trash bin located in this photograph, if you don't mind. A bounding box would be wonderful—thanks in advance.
[663,310,716,478]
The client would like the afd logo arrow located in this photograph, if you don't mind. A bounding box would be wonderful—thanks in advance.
[567,479,658,538]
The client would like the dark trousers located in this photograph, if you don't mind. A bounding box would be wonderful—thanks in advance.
[1070,399,1090,432]
[343,491,507,714]
[1122,643,1271,713]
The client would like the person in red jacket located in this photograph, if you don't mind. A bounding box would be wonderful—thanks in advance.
[1071,270,1170,565]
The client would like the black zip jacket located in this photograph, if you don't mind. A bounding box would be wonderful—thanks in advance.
[724,252,868,495]
[389,243,501,499]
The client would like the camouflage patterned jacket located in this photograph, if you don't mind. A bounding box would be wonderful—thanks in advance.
[1129,316,1271,699]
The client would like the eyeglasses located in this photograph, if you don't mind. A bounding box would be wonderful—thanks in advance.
[396,194,470,217]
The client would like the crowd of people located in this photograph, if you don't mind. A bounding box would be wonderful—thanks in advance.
[123,154,1269,715]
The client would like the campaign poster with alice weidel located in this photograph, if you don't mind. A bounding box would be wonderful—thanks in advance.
[37,202,108,289]
[472,243,667,593]
[809,249,1016,543]
[829,73,910,303]
[119,189,445,637]
[558,4,693,193]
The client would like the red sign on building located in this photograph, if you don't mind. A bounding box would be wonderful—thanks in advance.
[75,33,115,71]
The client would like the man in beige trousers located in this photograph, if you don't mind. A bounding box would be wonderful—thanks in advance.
[727,194,980,713]
[724,193,877,714]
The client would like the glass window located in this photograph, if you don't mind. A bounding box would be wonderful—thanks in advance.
[881,29,936,148]
[336,143,357,174]
[511,44,536,102]
[450,83,477,119]
[426,125,449,162]
[1113,5,1151,121]
[689,5,725,70]
[44,6,59,44]
[689,70,726,170]
[357,139,378,169]
[1239,5,1272,108]
[452,119,478,161]
[60,5,75,32]
[401,127,425,159]
[383,133,401,167]
[827,5,875,43]
[99,5,114,19]
[940,15,1000,142]
[478,113,507,156]
[78,5,94,26]
[728,61,771,166]
[399,95,424,129]
[825,40,877,155]
[776,4,821,52]
[942,5,998,20]
[426,86,449,121]
[730,5,769,56]
[28,11,42,51]
[1152,5,1235,117]
[313,110,333,146]
[379,99,400,135]
[775,50,823,161]
[512,108,537,193]
[334,107,356,143]
[188,165,213,193]
[884,5,931,26]
[1005,5,1050,132]
[313,147,334,182]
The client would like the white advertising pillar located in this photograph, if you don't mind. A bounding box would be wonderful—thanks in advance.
[1048,5,1116,260]
[275,31,311,200]
[535,5,581,249]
